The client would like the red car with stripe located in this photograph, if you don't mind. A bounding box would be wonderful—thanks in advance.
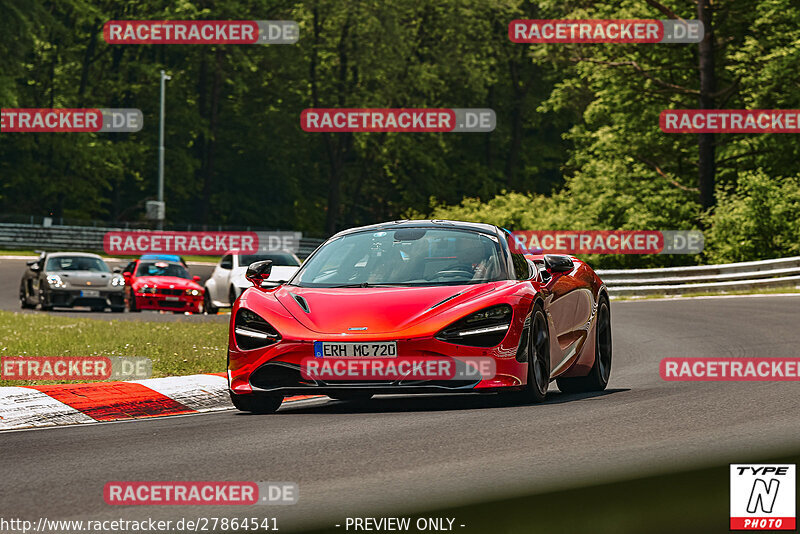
[123,259,204,314]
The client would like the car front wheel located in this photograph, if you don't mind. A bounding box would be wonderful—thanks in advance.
[229,392,283,414]
[204,290,218,315]
[127,290,140,312]
[20,283,35,309]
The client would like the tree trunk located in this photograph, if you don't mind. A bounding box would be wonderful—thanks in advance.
[697,0,716,209]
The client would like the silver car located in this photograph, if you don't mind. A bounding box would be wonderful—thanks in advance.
[19,252,126,312]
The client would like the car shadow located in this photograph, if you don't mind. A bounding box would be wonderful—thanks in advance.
[254,387,631,415]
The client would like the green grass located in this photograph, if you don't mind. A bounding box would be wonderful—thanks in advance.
[613,286,800,301]
[0,310,228,386]
[0,249,219,264]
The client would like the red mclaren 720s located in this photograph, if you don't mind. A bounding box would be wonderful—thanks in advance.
[227,220,612,413]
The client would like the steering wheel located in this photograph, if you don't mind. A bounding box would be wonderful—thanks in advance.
[433,263,475,279]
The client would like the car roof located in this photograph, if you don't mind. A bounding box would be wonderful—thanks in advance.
[137,259,184,266]
[331,220,502,239]
[45,252,104,260]
[141,254,182,261]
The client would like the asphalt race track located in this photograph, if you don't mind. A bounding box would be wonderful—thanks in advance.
[1,295,799,532]
[0,256,223,322]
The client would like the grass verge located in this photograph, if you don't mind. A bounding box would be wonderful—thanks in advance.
[0,310,227,386]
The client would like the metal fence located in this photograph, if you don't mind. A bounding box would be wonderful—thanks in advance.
[598,256,800,297]
[3,222,798,296]
[0,223,324,259]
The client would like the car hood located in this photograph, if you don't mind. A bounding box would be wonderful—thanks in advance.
[51,270,113,288]
[274,283,497,334]
[133,276,201,290]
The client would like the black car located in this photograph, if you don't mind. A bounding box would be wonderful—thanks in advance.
[19,252,126,312]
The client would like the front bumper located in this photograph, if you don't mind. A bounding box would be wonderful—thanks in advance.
[45,288,125,309]
[229,336,527,396]
[134,292,203,312]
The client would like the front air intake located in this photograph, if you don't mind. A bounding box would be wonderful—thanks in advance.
[234,309,281,350]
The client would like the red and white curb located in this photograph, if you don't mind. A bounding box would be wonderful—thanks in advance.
[0,373,320,431]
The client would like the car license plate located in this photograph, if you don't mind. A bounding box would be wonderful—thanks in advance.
[164,296,180,301]
[313,341,397,358]
[80,289,100,297]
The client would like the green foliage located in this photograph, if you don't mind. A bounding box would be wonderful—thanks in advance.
[1,0,799,266]
[0,0,570,236]
[703,171,800,263]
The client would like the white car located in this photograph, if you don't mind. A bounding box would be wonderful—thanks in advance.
[204,251,301,314]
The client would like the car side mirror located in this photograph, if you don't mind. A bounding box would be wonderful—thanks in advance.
[123,272,132,281]
[113,267,121,274]
[28,262,40,272]
[544,254,574,273]
[193,275,201,283]
[245,260,273,288]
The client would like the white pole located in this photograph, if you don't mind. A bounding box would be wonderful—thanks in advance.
[157,70,171,229]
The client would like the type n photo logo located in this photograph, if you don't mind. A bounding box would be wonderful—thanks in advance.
[730,464,796,530]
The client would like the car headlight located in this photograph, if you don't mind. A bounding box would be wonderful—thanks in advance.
[234,308,281,350]
[435,305,513,347]
[111,275,125,287]
[46,274,66,288]
[138,286,156,294]
[185,289,200,296]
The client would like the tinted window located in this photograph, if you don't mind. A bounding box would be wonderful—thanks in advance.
[135,261,190,279]
[504,232,530,280]
[238,253,300,267]
[46,256,110,272]
[294,228,504,287]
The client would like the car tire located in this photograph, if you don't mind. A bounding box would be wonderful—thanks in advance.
[556,296,612,394]
[128,290,141,313]
[39,292,54,311]
[204,290,218,315]
[518,303,551,403]
[328,393,373,402]
[229,286,238,307]
[229,392,283,414]
[111,306,125,313]
[20,284,35,309]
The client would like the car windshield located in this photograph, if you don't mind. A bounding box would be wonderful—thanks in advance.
[292,228,505,287]
[135,261,190,279]
[238,253,300,267]
[46,256,109,272]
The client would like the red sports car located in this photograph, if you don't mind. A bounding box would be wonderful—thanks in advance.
[227,220,611,413]
[123,259,204,313]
